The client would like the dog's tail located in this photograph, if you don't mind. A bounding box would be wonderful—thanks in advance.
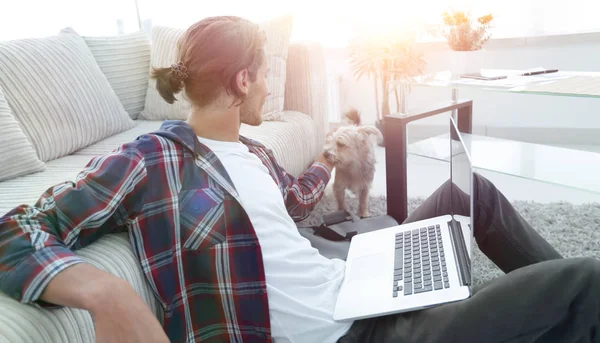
[343,107,361,126]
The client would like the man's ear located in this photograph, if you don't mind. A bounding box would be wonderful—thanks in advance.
[235,69,250,96]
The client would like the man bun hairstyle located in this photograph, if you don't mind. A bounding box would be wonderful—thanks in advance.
[150,16,267,108]
[152,62,188,104]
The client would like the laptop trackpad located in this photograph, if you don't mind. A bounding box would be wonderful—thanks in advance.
[347,253,386,282]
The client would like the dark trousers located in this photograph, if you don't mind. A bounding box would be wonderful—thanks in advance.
[339,174,600,343]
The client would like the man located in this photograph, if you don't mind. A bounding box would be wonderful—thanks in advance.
[1,16,600,343]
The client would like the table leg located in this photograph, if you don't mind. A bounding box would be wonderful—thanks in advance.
[384,100,473,224]
[451,87,459,121]
[384,116,408,223]
[457,102,473,134]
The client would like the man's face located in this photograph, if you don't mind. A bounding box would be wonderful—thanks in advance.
[240,56,270,126]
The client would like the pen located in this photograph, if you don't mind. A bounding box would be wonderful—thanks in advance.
[521,69,559,76]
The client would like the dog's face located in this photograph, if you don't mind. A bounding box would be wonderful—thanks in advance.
[323,125,383,166]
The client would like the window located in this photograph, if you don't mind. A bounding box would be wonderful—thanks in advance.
[138,0,600,47]
[2,0,598,44]
[0,0,139,41]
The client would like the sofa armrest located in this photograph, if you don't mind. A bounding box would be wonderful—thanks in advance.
[284,43,329,149]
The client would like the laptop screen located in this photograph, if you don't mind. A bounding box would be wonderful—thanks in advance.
[449,116,473,224]
[449,116,474,284]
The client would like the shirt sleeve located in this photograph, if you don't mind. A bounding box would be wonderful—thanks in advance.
[281,162,331,222]
[0,144,148,305]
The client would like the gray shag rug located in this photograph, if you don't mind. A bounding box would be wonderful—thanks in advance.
[296,192,600,286]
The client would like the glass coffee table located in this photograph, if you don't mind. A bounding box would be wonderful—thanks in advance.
[384,70,600,223]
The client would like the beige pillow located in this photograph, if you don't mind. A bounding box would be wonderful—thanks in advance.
[61,27,152,119]
[140,15,294,121]
[0,33,135,162]
[0,86,45,181]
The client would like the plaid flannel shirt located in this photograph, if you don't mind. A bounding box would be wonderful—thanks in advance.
[0,120,331,343]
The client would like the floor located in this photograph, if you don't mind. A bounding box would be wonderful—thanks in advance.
[328,145,600,205]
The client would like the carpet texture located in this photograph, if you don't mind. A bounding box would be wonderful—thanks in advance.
[296,192,600,286]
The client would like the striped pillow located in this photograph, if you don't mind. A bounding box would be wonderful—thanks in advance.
[0,33,135,162]
[61,28,151,119]
[140,15,294,121]
[0,85,45,181]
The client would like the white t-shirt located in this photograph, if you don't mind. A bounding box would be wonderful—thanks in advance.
[197,136,352,343]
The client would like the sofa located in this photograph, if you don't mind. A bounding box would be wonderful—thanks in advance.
[0,17,329,342]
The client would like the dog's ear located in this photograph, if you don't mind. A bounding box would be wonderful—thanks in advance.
[343,107,361,125]
[358,126,383,144]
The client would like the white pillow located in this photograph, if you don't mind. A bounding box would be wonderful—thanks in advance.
[0,85,45,181]
[0,33,135,162]
[61,27,152,119]
[140,15,294,121]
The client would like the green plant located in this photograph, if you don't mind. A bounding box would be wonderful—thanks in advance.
[440,10,494,51]
[348,33,426,121]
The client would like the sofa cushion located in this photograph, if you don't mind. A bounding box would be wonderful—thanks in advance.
[0,85,45,182]
[0,112,317,215]
[0,155,111,216]
[74,120,163,157]
[0,233,162,343]
[240,111,319,178]
[0,121,163,216]
[140,15,293,121]
[61,28,152,119]
[0,32,135,162]
[75,112,317,178]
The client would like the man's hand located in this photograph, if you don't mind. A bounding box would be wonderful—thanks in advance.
[41,264,169,343]
[316,152,335,173]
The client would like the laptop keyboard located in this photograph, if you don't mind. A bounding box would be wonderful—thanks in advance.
[393,225,450,297]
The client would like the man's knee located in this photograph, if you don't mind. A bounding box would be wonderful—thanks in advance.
[566,257,600,286]
[578,257,600,275]
[473,173,494,195]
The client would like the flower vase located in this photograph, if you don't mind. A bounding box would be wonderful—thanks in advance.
[448,49,486,76]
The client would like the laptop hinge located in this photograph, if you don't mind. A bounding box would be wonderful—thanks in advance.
[448,219,471,286]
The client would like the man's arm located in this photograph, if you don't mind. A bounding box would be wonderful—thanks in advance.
[0,144,148,305]
[41,263,169,343]
[282,152,334,221]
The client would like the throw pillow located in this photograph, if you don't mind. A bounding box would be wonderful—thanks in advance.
[140,15,294,121]
[0,33,135,162]
[0,85,45,181]
[61,27,152,119]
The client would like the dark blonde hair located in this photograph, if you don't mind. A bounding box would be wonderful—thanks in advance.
[152,16,267,107]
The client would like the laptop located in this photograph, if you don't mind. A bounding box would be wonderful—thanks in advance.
[333,116,475,321]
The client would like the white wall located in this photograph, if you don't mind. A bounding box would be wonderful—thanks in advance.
[325,32,600,145]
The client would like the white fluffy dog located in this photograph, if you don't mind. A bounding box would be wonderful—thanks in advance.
[323,108,383,217]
